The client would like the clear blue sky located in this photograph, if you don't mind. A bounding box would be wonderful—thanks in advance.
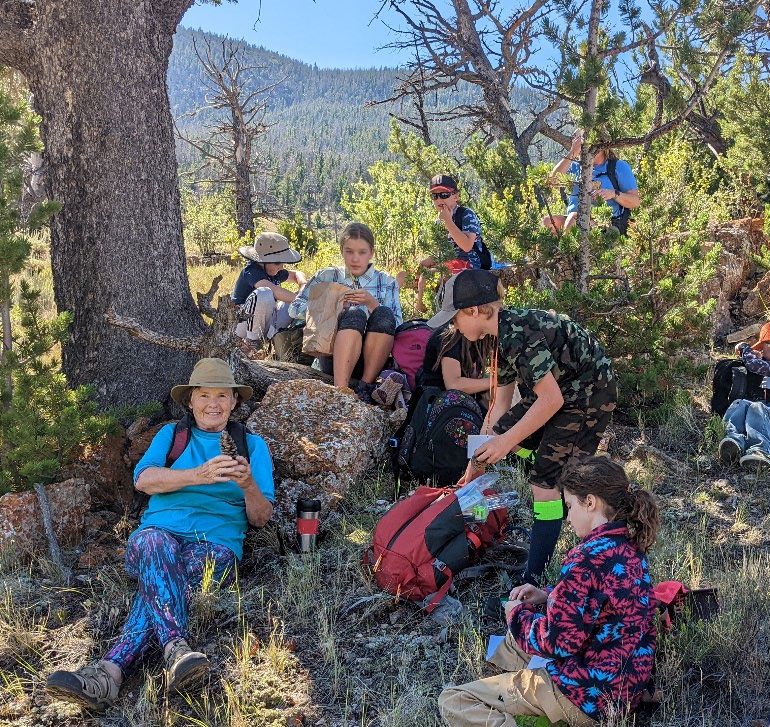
[181,1,409,69]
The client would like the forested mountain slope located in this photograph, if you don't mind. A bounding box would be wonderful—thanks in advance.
[169,26,539,210]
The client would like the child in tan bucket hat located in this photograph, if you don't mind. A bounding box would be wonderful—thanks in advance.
[232,232,307,354]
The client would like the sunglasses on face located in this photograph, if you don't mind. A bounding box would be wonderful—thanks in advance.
[431,191,454,200]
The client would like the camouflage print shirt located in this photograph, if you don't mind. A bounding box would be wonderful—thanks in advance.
[496,308,614,403]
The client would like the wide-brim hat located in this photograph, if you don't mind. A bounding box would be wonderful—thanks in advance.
[750,322,770,351]
[239,231,302,265]
[427,269,501,329]
[171,358,253,404]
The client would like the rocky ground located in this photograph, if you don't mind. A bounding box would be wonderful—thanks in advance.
[0,375,769,726]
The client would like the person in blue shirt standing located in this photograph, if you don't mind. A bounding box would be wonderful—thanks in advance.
[415,174,492,314]
[542,132,640,236]
[46,359,275,711]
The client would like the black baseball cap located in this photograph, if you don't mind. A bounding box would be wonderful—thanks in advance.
[429,174,458,192]
[427,269,501,328]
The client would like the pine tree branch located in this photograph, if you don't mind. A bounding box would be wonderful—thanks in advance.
[104,309,204,352]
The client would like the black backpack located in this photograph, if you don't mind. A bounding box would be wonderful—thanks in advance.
[166,414,250,466]
[710,359,767,417]
[391,387,485,487]
[453,206,492,270]
[595,158,632,235]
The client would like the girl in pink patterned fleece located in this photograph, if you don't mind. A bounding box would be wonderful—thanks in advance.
[439,457,659,727]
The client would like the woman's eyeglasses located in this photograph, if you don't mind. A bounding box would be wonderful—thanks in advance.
[431,191,454,200]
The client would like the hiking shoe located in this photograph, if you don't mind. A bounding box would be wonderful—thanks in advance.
[739,450,770,469]
[46,661,119,710]
[354,380,376,405]
[372,372,407,408]
[164,638,210,693]
[718,437,742,464]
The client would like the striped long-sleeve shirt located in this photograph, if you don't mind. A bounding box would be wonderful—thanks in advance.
[288,264,402,325]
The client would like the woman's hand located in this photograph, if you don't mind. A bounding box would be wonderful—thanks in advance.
[195,455,241,485]
[593,187,616,202]
[504,598,521,622]
[510,584,548,605]
[472,434,516,465]
[569,131,584,156]
[344,289,379,312]
[230,455,256,491]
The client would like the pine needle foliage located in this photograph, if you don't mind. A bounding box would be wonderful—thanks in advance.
[0,86,114,495]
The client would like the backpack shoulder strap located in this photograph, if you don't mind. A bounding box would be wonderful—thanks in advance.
[226,421,250,462]
[166,414,193,467]
[605,158,620,192]
[393,386,427,441]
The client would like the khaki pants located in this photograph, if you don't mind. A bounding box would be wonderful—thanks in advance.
[438,633,598,727]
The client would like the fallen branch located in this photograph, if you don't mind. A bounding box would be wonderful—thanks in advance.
[33,483,72,585]
[104,309,203,352]
[631,442,689,475]
[196,275,222,318]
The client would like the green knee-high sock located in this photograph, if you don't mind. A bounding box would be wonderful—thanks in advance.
[523,499,564,586]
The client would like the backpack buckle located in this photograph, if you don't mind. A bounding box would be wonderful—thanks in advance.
[433,558,447,572]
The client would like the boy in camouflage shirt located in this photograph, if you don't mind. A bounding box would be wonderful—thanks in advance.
[427,270,617,585]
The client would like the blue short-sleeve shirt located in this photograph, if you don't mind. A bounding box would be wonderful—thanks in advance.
[232,262,290,305]
[450,206,488,269]
[133,424,275,560]
[565,159,638,218]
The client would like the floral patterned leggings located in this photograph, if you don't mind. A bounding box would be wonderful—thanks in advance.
[102,527,236,674]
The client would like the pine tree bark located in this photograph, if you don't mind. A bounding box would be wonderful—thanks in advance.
[0,0,203,406]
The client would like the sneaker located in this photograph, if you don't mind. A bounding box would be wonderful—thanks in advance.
[718,437,742,464]
[46,661,120,710]
[739,450,770,469]
[164,638,210,693]
[354,380,376,405]
[372,372,407,408]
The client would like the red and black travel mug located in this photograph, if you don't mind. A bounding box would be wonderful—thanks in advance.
[296,498,321,553]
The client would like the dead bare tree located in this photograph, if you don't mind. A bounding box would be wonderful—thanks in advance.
[175,36,282,237]
[375,0,572,167]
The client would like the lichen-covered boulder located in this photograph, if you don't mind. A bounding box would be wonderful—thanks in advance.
[743,270,770,319]
[247,379,390,480]
[0,479,91,557]
[698,218,767,335]
[127,422,166,469]
[246,379,393,533]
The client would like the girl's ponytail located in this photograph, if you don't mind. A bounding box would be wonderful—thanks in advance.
[559,456,661,552]
[618,489,660,553]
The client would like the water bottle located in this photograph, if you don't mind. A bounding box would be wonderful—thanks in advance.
[484,491,521,511]
[296,498,321,553]
[470,491,521,521]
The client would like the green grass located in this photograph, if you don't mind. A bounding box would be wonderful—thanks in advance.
[5,243,769,726]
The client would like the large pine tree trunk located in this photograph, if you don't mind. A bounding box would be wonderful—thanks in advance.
[1,0,202,406]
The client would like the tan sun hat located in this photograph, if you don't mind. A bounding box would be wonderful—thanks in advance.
[238,231,302,265]
[171,358,253,404]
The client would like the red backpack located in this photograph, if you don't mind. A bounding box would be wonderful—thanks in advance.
[363,485,507,613]
[392,320,433,392]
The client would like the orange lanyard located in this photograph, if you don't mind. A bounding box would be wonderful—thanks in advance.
[485,340,499,434]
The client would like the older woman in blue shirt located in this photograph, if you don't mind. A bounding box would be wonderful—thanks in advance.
[46,358,274,711]
[289,222,402,403]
